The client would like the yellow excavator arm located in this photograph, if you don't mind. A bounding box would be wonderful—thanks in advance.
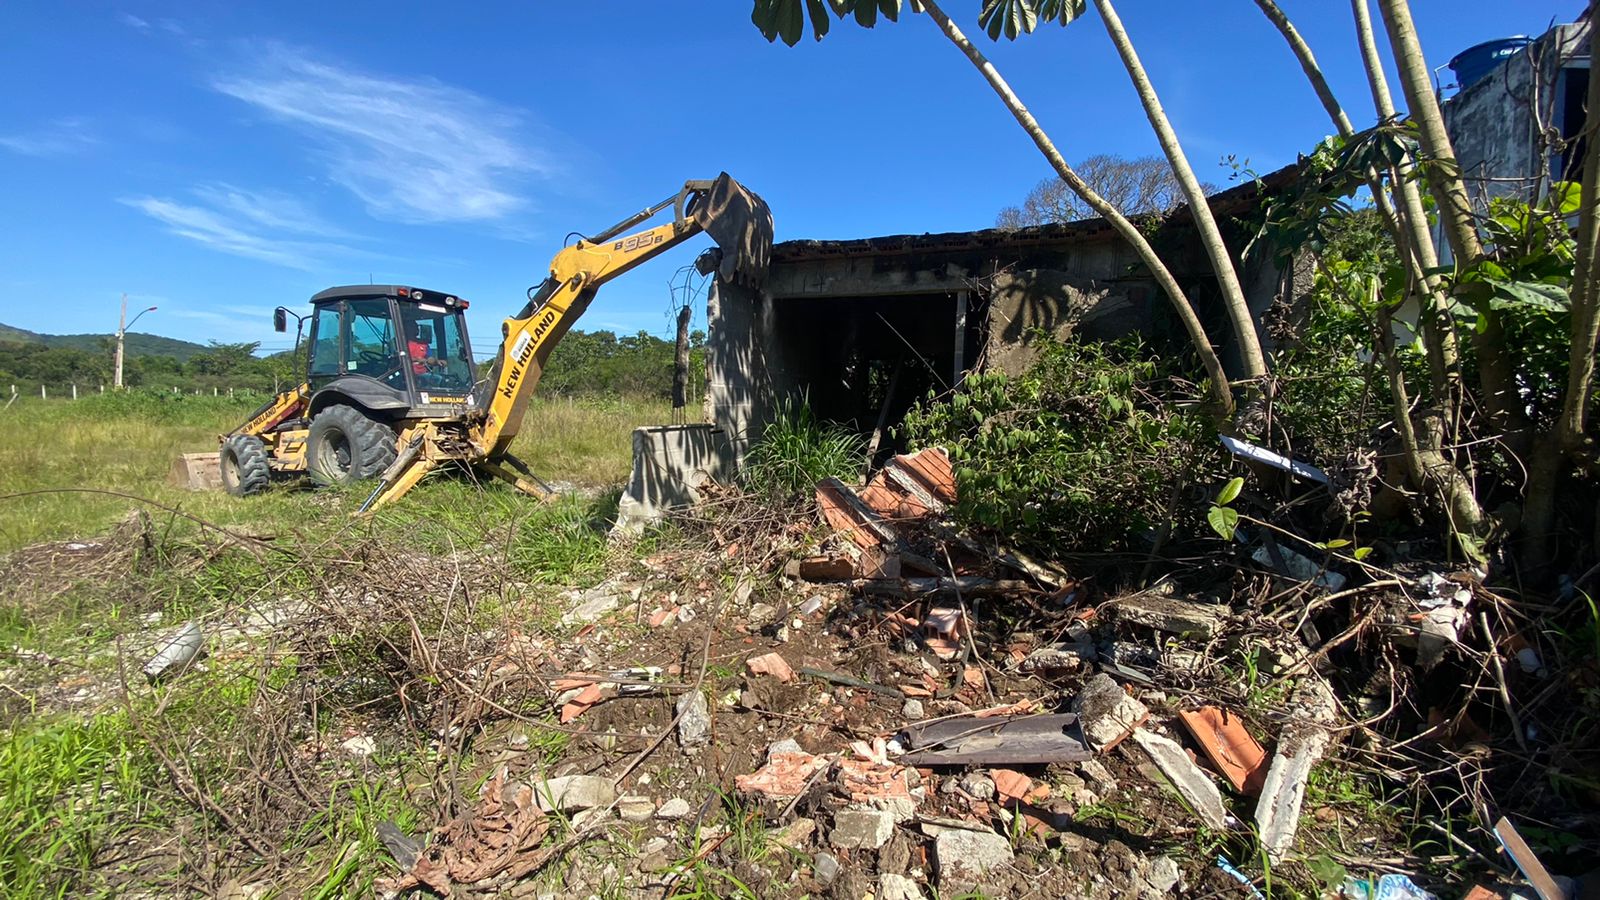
[357,173,771,514]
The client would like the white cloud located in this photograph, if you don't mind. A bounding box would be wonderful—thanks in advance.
[118,12,151,31]
[213,45,552,224]
[121,185,363,270]
[0,118,98,157]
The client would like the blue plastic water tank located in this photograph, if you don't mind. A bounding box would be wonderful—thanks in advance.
[1449,36,1532,90]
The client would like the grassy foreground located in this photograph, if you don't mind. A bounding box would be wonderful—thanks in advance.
[0,390,675,897]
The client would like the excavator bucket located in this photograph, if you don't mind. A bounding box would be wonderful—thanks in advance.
[690,172,773,287]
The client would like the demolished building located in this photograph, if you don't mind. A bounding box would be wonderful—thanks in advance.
[704,164,1304,460]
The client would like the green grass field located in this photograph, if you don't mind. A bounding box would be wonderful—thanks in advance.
[0,391,672,553]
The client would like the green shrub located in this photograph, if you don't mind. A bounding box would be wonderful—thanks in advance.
[901,336,1216,554]
[742,398,866,500]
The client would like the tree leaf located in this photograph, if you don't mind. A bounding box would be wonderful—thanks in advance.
[778,0,805,45]
[806,0,832,40]
[1486,279,1570,312]
[1216,476,1244,506]
[1035,0,1086,25]
[1207,506,1239,541]
[1353,546,1373,560]
[979,0,1037,40]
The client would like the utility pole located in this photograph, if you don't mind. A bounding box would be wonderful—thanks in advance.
[114,294,157,389]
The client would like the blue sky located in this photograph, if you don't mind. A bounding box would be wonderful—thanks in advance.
[0,1,1581,354]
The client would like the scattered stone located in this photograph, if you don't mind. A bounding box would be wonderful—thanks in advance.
[656,797,692,819]
[570,806,612,829]
[1130,727,1227,830]
[748,602,779,627]
[1079,759,1118,795]
[676,691,710,750]
[618,795,655,821]
[901,698,926,719]
[813,851,841,888]
[1106,593,1226,638]
[1074,673,1149,752]
[339,734,376,758]
[959,772,996,801]
[771,817,817,850]
[531,775,618,812]
[933,828,1013,891]
[637,837,672,872]
[560,586,622,626]
[767,737,804,760]
[1143,856,1181,894]
[880,873,924,900]
[830,808,895,850]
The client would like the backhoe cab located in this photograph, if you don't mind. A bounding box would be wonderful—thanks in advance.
[215,173,772,512]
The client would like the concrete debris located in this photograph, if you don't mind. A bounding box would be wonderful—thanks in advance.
[560,585,624,626]
[932,828,1013,892]
[531,775,617,813]
[1143,856,1182,895]
[959,772,996,801]
[830,808,896,850]
[1074,673,1149,752]
[340,734,377,758]
[143,620,203,682]
[617,795,655,822]
[1106,593,1226,639]
[1255,677,1338,863]
[1130,726,1227,830]
[655,797,692,819]
[1018,642,1094,673]
[675,691,711,750]
[771,817,817,850]
[879,873,925,900]
[1417,605,1467,671]
[812,851,841,888]
[1079,759,1118,796]
[901,698,925,719]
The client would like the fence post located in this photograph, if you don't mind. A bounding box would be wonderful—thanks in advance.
[173,386,178,394]
[41,385,47,400]
[71,383,78,400]
[213,387,218,397]
[99,384,105,394]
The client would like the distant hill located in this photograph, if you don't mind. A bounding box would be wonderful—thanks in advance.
[0,322,210,362]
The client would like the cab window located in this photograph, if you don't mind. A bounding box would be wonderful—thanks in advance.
[308,305,341,376]
[346,299,398,377]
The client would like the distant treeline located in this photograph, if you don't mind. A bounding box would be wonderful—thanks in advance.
[0,328,705,399]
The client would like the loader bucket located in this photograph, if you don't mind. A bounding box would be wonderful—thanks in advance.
[690,172,773,287]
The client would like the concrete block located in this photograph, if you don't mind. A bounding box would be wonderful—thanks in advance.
[830,808,895,850]
[1107,594,1226,638]
[933,828,1013,892]
[531,775,616,812]
[1074,673,1149,751]
[613,425,734,535]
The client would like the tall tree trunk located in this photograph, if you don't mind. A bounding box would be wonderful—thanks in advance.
[915,0,1236,422]
[1375,0,1528,443]
[1091,0,1269,383]
[1522,13,1600,573]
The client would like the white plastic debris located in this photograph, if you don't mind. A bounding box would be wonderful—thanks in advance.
[143,621,203,682]
[1219,435,1329,484]
[1251,545,1347,591]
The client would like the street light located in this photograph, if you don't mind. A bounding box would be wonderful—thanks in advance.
[114,293,158,389]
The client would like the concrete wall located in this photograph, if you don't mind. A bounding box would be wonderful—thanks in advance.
[1443,22,1590,212]
[706,211,1304,458]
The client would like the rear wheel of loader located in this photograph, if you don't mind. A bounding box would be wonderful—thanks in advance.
[219,435,270,497]
[308,405,397,487]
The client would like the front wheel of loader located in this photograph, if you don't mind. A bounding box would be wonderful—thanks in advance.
[219,434,270,497]
[308,405,398,487]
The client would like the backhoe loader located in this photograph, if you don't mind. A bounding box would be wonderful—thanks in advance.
[214,173,771,513]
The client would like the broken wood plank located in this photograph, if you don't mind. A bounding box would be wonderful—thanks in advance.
[900,713,1090,765]
[1254,677,1337,863]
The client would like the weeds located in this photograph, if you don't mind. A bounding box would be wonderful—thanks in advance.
[741,396,866,500]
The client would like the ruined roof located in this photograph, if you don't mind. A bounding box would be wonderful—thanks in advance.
[772,161,1299,262]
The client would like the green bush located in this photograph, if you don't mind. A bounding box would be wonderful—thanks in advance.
[901,336,1216,554]
[742,398,867,500]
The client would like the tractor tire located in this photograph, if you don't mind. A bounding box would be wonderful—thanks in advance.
[307,405,398,487]
[219,434,271,497]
